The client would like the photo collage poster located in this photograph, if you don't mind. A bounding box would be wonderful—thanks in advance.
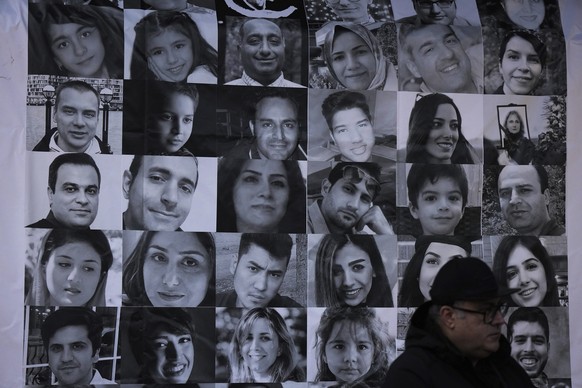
[21,0,572,386]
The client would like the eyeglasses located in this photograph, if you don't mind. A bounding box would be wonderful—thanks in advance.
[342,165,381,199]
[326,0,362,4]
[452,301,508,324]
[416,0,455,9]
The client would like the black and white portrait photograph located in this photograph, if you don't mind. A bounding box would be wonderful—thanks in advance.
[307,234,397,307]
[482,164,566,236]
[215,307,307,383]
[28,3,124,78]
[396,163,482,236]
[26,152,123,231]
[26,76,123,154]
[304,0,393,27]
[308,89,396,163]
[397,24,483,94]
[121,154,218,232]
[216,158,307,233]
[308,21,397,91]
[25,228,122,307]
[307,161,396,235]
[219,0,305,19]
[124,5,218,83]
[220,16,306,87]
[397,91,483,164]
[504,307,571,387]
[120,306,216,384]
[215,233,306,308]
[23,306,121,386]
[483,95,566,165]
[478,0,567,96]
[216,86,308,160]
[122,230,216,307]
[397,235,483,307]
[485,235,568,307]
[306,307,396,385]
[123,80,219,157]
[392,0,480,26]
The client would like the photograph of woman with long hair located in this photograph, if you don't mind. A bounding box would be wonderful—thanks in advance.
[26,229,114,306]
[217,158,306,233]
[492,236,560,307]
[405,93,480,164]
[228,308,305,383]
[498,109,535,165]
[123,231,215,307]
[130,10,218,83]
[28,3,124,78]
[314,306,392,387]
[314,234,394,307]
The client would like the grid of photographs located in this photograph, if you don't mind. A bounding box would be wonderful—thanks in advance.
[23,0,570,386]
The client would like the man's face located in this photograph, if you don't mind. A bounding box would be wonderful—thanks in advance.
[231,243,288,308]
[54,88,99,152]
[123,156,198,231]
[498,166,550,235]
[320,175,374,233]
[409,176,464,236]
[147,330,194,383]
[47,325,97,385]
[448,299,505,361]
[331,108,375,162]
[251,97,299,160]
[405,25,474,93]
[48,23,106,78]
[502,0,545,30]
[239,19,285,85]
[414,0,457,25]
[49,163,99,228]
[326,0,373,23]
[510,321,549,377]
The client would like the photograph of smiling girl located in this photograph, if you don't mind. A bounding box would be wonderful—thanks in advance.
[487,235,567,307]
[482,95,566,166]
[28,3,123,78]
[215,307,307,382]
[307,234,397,307]
[396,91,483,164]
[395,163,482,236]
[122,80,219,156]
[121,307,216,384]
[308,21,397,91]
[125,8,218,83]
[306,307,396,385]
[25,228,122,307]
[477,0,566,96]
[307,89,397,163]
[221,16,306,87]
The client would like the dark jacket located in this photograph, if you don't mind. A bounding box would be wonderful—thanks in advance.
[383,303,534,388]
[27,211,90,229]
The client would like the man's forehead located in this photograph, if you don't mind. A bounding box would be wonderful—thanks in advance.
[242,19,282,38]
[49,324,90,344]
[334,177,373,197]
[238,244,287,269]
[256,97,297,116]
[58,88,99,108]
[142,156,198,180]
[408,25,454,51]
[499,166,540,189]
[56,163,99,183]
[513,320,546,336]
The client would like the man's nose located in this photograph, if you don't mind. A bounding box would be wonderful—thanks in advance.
[73,112,85,127]
[75,190,89,205]
[61,347,73,362]
[509,189,522,204]
[350,128,364,142]
[430,2,443,13]
[491,309,506,326]
[258,39,272,55]
[253,273,268,291]
[272,125,286,140]
[161,184,178,207]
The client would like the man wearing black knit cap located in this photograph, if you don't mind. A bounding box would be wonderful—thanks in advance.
[384,257,534,387]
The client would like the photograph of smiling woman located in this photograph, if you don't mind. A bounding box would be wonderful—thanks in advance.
[28,3,124,78]
[130,10,218,83]
[25,228,113,307]
[122,231,215,307]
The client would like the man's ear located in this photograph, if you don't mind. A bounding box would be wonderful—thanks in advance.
[408,201,419,220]
[439,305,457,329]
[122,170,133,200]
[47,187,54,207]
[230,258,239,275]
[406,59,421,79]
[249,120,255,136]
[91,347,100,364]
[543,188,550,207]
[321,178,332,196]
